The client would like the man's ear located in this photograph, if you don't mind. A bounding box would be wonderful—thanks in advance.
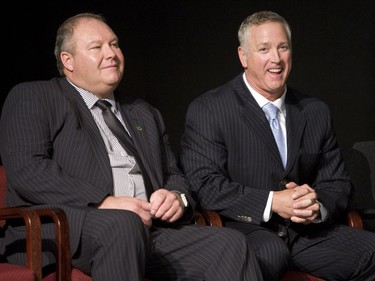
[238,47,248,69]
[60,52,74,72]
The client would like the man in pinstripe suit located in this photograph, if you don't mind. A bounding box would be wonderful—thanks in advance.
[0,13,264,281]
[180,11,375,281]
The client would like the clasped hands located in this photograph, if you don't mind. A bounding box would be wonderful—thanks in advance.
[98,189,184,227]
[272,182,320,224]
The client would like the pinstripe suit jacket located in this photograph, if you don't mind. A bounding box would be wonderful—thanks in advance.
[180,73,352,231]
[0,77,195,263]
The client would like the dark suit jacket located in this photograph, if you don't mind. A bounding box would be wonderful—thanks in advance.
[180,73,352,231]
[0,77,195,264]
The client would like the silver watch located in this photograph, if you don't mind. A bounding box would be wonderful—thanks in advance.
[180,193,189,208]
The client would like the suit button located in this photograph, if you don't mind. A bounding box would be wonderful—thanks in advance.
[237,215,252,223]
[277,231,286,237]
[279,179,288,189]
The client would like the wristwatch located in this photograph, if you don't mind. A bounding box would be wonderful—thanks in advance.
[179,193,189,208]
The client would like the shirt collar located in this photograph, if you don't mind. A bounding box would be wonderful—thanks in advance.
[242,73,287,117]
[66,78,116,111]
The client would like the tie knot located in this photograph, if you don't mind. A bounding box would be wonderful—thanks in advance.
[262,103,279,120]
[96,100,112,111]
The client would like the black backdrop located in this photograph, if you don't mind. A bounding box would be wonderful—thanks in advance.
[2,0,374,159]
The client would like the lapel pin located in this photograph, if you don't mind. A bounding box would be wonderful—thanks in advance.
[135,122,143,130]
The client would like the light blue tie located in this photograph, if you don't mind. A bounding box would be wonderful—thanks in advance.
[262,103,287,168]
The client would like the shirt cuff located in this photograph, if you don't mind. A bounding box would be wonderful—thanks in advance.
[263,191,274,222]
[312,201,327,223]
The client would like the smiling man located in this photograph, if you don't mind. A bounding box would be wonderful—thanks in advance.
[180,10,375,281]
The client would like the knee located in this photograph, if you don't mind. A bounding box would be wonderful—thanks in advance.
[255,239,289,265]
[246,233,290,279]
[213,227,250,250]
[90,209,149,247]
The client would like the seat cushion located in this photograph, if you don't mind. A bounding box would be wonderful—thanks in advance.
[43,268,153,281]
[43,268,92,281]
[0,263,35,281]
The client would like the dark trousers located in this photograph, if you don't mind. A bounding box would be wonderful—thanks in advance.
[225,220,375,281]
[73,209,264,281]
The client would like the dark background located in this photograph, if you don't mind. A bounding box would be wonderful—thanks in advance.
[2,0,374,159]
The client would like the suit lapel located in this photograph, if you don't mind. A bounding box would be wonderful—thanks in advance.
[232,77,283,165]
[284,89,306,172]
[118,103,160,188]
[57,79,113,184]
[232,77,308,171]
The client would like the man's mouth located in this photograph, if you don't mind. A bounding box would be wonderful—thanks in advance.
[268,68,282,74]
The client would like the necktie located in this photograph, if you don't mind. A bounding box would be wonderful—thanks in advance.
[95,100,153,198]
[96,100,137,157]
[262,103,287,168]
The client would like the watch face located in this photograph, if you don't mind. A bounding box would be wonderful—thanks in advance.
[181,194,188,207]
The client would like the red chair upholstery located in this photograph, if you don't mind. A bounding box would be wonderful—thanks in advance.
[43,269,91,281]
[0,263,37,281]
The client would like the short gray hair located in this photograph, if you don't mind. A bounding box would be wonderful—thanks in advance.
[238,11,291,50]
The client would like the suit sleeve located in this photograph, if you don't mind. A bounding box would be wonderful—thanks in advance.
[141,103,197,222]
[302,102,352,223]
[180,99,267,224]
[0,82,110,207]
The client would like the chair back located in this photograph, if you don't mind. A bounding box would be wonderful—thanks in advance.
[353,141,375,203]
[0,165,6,216]
[344,141,375,209]
[0,166,7,260]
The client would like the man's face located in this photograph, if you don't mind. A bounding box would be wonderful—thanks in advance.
[62,18,125,98]
[238,22,292,100]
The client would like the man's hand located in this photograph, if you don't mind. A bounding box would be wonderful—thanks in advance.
[272,182,320,224]
[149,189,184,222]
[287,182,320,224]
[97,196,153,227]
[272,188,295,219]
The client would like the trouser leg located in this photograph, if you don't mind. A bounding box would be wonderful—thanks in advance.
[291,225,375,281]
[245,229,289,281]
[225,222,290,281]
[146,224,263,281]
[72,209,150,281]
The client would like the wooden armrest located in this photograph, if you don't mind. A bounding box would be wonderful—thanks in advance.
[0,207,72,281]
[201,210,223,227]
[193,211,206,225]
[0,207,42,281]
[36,208,71,281]
[347,209,364,229]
